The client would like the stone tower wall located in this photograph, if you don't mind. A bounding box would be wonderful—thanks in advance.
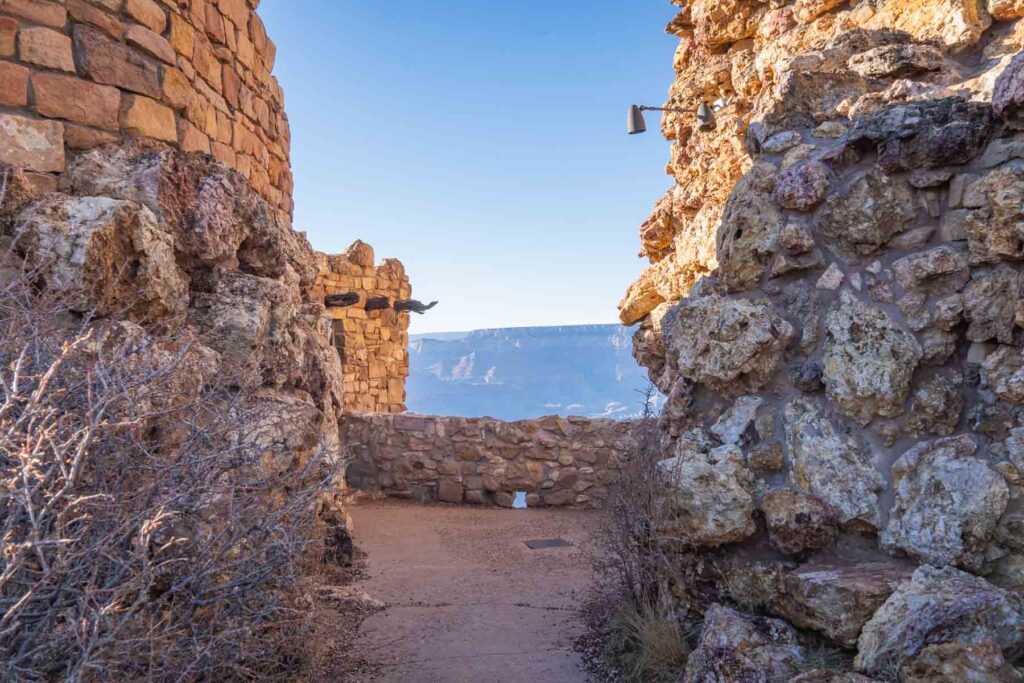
[0,0,291,220]
[311,240,412,414]
[620,0,1024,677]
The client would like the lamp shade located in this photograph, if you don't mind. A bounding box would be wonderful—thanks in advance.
[696,102,715,131]
[628,105,647,135]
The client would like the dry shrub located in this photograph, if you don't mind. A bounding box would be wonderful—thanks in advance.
[596,386,681,606]
[588,386,693,680]
[0,268,329,681]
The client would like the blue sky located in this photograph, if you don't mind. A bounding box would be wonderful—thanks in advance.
[260,1,679,334]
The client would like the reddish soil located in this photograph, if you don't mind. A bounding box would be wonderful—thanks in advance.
[347,499,600,682]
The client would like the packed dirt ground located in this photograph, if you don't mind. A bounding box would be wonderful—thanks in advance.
[337,500,600,683]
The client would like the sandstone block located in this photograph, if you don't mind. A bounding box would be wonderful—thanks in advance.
[63,124,118,150]
[120,94,177,142]
[0,61,28,108]
[66,0,125,39]
[161,67,193,111]
[437,478,464,503]
[0,113,64,172]
[0,17,17,57]
[19,26,74,72]
[125,0,166,33]
[178,120,210,154]
[33,73,121,131]
[169,14,195,58]
[75,24,161,98]
[0,0,66,28]
[125,24,175,65]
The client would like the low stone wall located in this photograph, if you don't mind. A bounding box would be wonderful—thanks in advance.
[341,413,638,508]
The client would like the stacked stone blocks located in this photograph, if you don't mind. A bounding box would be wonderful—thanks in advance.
[310,240,412,414]
[0,0,291,221]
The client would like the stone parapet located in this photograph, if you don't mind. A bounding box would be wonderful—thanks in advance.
[341,412,638,508]
[0,0,291,220]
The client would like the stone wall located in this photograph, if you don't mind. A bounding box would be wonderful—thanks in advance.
[310,240,412,414]
[0,0,291,221]
[342,412,638,508]
[621,1,1024,679]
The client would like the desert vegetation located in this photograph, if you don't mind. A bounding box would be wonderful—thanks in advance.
[0,256,331,681]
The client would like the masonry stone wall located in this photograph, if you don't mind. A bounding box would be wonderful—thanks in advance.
[0,0,291,221]
[310,240,412,414]
[342,412,638,508]
[616,0,1024,677]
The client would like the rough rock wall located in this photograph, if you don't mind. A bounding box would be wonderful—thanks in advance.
[342,413,637,509]
[311,241,412,414]
[5,139,343,458]
[0,0,291,221]
[625,1,1024,679]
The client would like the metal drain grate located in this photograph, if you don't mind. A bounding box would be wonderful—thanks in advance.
[524,538,573,550]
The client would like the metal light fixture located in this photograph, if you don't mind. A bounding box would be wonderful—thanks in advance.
[628,100,725,135]
[696,102,715,132]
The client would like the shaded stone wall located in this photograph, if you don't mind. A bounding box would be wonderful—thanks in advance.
[620,1,1024,679]
[342,413,638,508]
[310,241,412,414]
[0,0,290,221]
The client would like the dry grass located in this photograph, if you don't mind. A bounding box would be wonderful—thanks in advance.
[615,598,691,682]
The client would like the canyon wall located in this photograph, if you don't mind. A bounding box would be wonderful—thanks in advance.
[312,241,412,414]
[623,0,1024,679]
[0,0,291,221]
[342,413,637,509]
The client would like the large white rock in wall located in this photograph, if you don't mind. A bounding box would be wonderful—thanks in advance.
[665,294,794,396]
[823,290,923,426]
[881,435,1009,571]
[658,445,757,547]
[784,397,884,531]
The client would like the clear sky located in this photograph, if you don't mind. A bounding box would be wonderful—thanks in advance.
[260,1,679,334]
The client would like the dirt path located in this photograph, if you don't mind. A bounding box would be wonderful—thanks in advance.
[347,500,600,683]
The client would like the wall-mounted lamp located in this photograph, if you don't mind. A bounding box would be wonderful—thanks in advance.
[628,100,723,135]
